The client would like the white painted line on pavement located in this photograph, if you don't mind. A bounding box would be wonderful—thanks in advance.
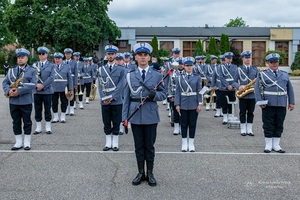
[1,150,300,156]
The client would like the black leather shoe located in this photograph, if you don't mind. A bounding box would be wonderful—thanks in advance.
[264,149,271,153]
[119,131,123,135]
[46,131,52,134]
[222,121,227,125]
[112,147,119,151]
[103,146,111,151]
[247,133,254,136]
[241,133,247,136]
[146,171,157,186]
[273,149,285,153]
[132,172,146,186]
[33,131,42,135]
[11,146,23,151]
[70,113,74,116]
[52,120,59,123]
[24,146,31,151]
[60,120,66,123]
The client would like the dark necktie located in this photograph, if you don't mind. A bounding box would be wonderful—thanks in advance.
[187,75,190,79]
[273,70,277,77]
[57,65,60,70]
[109,65,112,72]
[67,61,69,64]
[142,70,146,81]
[246,67,250,74]
[41,62,44,68]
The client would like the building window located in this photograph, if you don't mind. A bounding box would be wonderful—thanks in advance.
[275,41,289,66]
[160,41,174,55]
[183,41,196,57]
[118,40,128,48]
[252,41,266,66]
[231,41,243,54]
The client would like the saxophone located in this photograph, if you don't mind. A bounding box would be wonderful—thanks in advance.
[5,76,24,98]
[236,78,256,99]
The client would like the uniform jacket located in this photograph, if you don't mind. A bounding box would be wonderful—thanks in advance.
[122,67,167,124]
[174,74,202,110]
[254,69,295,107]
[64,59,78,86]
[33,60,55,94]
[2,65,37,105]
[81,64,94,84]
[193,63,207,78]
[234,65,259,99]
[211,64,221,89]
[205,64,216,87]
[98,63,125,105]
[52,63,73,92]
[218,63,239,91]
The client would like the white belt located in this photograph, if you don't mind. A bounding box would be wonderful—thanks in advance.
[263,91,287,96]
[82,76,90,79]
[71,74,74,77]
[181,92,197,96]
[103,87,116,92]
[54,79,67,82]
[225,78,233,81]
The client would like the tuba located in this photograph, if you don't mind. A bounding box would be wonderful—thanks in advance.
[236,78,256,99]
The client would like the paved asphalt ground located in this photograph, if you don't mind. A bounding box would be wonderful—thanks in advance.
[0,75,300,200]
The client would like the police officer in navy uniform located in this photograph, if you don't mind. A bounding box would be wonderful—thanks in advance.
[175,57,202,152]
[33,46,55,135]
[123,52,136,70]
[51,52,73,123]
[218,52,239,124]
[235,50,259,136]
[98,45,125,151]
[63,48,78,114]
[2,48,38,150]
[72,52,84,111]
[254,53,295,153]
[211,55,224,117]
[122,43,167,186]
[205,55,218,111]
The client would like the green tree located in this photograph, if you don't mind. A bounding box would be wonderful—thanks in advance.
[224,17,248,27]
[219,34,230,54]
[0,0,15,47]
[193,39,204,57]
[230,46,242,66]
[207,36,217,56]
[4,0,121,53]
[150,35,160,63]
[291,51,300,70]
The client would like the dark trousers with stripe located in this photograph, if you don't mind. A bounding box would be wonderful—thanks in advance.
[239,98,256,123]
[180,109,199,139]
[79,82,92,101]
[101,104,122,135]
[262,106,286,138]
[170,101,180,123]
[10,104,32,135]
[131,123,157,162]
[34,94,52,122]
[52,92,68,113]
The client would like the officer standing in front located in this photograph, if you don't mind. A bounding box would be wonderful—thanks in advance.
[98,45,125,151]
[122,43,167,187]
[33,46,55,135]
[2,48,37,150]
[254,53,295,153]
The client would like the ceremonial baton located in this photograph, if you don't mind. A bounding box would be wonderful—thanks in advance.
[123,68,173,133]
